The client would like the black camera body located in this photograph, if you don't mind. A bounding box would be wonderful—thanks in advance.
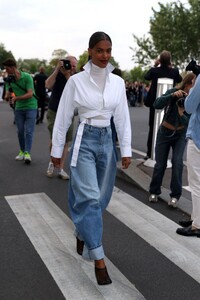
[4,75,16,84]
[61,59,71,70]
[176,96,186,108]
[186,59,200,76]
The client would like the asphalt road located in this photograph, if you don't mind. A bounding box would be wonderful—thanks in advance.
[0,101,200,300]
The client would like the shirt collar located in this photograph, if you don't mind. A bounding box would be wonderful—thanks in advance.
[83,60,115,75]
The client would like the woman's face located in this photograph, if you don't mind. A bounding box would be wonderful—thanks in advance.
[88,40,112,68]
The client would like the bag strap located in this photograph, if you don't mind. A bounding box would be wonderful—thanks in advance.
[12,82,39,100]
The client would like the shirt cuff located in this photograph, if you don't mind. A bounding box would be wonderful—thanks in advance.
[51,146,63,158]
[120,146,132,158]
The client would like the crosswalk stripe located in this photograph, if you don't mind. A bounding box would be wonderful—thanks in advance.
[5,193,145,300]
[108,187,200,284]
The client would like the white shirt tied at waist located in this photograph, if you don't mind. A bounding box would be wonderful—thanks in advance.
[71,117,110,167]
[51,61,132,161]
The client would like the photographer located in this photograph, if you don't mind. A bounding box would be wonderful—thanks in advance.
[144,51,182,160]
[45,56,77,179]
[148,72,195,207]
[3,58,37,164]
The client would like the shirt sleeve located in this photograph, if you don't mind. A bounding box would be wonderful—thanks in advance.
[113,81,132,157]
[185,75,200,114]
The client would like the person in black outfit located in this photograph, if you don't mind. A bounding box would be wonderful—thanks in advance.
[45,56,78,180]
[34,66,48,124]
[144,50,182,159]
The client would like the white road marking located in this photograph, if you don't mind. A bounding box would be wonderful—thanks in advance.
[107,187,200,284]
[5,193,145,300]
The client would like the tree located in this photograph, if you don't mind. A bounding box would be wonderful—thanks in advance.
[17,58,48,74]
[131,0,200,69]
[49,49,69,68]
[51,49,68,59]
[129,66,147,82]
[0,43,15,69]
[77,51,88,71]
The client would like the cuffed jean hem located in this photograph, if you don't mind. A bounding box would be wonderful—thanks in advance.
[74,230,104,261]
[82,245,104,261]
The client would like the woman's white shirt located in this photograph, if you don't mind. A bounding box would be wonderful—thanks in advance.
[51,61,132,159]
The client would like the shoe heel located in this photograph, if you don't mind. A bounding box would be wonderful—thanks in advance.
[76,238,84,255]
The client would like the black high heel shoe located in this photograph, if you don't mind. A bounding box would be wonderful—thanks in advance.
[95,266,112,285]
[76,237,84,255]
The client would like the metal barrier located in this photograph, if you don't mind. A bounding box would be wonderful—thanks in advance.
[144,78,173,168]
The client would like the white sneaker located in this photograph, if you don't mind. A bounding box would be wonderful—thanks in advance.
[46,162,54,177]
[58,169,69,180]
[15,150,24,161]
[168,197,178,208]
[149,194,158,203]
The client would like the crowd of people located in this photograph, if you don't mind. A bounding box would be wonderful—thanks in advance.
[1,33,200,285]
[125,80,149,107]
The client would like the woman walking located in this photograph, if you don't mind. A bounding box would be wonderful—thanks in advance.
[51,31,132,285]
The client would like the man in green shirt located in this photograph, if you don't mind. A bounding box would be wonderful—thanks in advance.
[3,58,37,164]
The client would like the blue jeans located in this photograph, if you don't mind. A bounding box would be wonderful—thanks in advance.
[149,126,187,199]
[15,109,37,153]
[68,124,117,260]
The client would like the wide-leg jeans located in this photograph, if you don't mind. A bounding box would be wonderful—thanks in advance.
[149,126,187,199]
[15,109,37,153]
[187,139,200,229]
[68,124,117,260]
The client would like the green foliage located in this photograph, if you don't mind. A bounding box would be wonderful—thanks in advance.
[129,66,148,82]
[51,49,68,59]
[17,58,48,74]
[49,49,69,69]
[0,43,15,70]
[77,51,88,71]
[131,0,200,69]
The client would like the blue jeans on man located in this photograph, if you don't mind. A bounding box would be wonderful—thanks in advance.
[15,109,37,153]
[149,126,187,199]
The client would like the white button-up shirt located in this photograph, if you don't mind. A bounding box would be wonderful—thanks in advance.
[51,61,132,161]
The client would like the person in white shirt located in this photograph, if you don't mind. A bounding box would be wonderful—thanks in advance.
[51,31,132,285]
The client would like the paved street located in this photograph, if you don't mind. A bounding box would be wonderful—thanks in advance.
[1,101,200,300]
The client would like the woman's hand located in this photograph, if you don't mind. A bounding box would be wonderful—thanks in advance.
[172,90,187,98]
[51,156,61,168]
[121,157,132,169]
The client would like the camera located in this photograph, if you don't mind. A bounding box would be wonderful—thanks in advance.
[4,75,16,84]
[176,96,186,108]
[186,59,200,76]
[61,59,71,70]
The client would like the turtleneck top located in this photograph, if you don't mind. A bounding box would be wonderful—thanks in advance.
[90,63,106,93]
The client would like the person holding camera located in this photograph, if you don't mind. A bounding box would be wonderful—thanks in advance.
[3,58,37,164]
[148,72,195,207]
[144,50,182,160]
[45,56,77,179]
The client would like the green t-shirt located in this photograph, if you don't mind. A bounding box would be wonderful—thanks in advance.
[6,71,37,110]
